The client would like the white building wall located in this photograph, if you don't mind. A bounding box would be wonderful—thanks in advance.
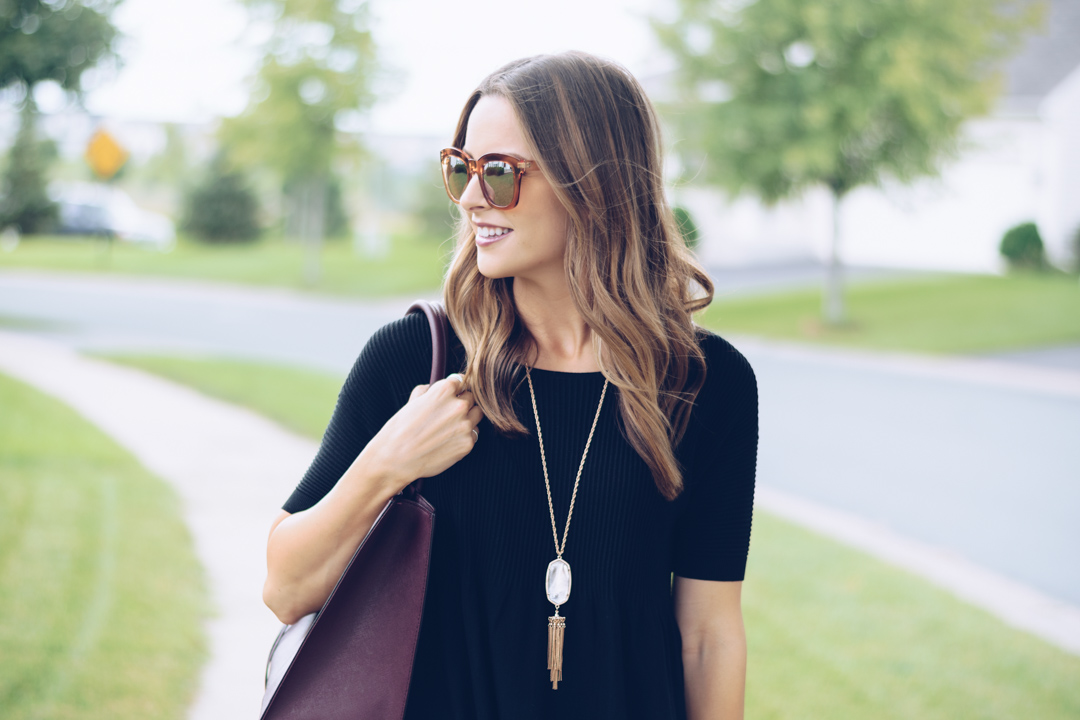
[841,117,1044,273]
[1039,63,1080,267]
[676,185,827,267]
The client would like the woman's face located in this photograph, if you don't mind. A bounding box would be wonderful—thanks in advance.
[460,95,570,284]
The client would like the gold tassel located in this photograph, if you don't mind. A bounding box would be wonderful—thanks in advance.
[547,613,565,689]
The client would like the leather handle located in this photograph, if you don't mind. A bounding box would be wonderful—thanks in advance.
[403,300,450,498]
[406,299,448,385]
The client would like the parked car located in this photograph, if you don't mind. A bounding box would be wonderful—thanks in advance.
[50,181,176,251]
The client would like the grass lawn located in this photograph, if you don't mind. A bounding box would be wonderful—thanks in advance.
[699,272,1080,354]
[97,354,344,439]
[745,513,1080,719]
[0,233,450,297]
[0,373,208,720]
[102,354,1080,718]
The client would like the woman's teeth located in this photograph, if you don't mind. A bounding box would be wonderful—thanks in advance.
[477,226,511,238]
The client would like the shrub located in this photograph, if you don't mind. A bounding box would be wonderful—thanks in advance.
[673,206,700,250]
[181,154,261,243]
[999,221,1046,271]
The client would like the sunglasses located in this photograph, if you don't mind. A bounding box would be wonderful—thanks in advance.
[440,147,533,210]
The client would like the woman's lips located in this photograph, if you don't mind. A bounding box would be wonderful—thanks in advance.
[476,229,512,246]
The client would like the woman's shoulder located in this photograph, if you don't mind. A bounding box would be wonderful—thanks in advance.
[687,325,758,432]
[367,307,433,350]
[693,325,756,385]
[355,305,464,383]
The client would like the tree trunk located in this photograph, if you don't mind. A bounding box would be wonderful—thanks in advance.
[823,190,846,325]
[297,176,326,287]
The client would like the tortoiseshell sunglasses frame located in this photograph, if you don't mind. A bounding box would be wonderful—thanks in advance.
[439,147,534,210]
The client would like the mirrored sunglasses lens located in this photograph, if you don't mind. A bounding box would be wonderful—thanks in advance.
[482,161,515,207]
[444,157,469,201]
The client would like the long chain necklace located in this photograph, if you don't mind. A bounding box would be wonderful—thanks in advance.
[525,366,609,690]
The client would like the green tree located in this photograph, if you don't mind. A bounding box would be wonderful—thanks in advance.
[181,152,261,243]
[655,0,1039,324]
[0,99,58,232]
[223,0,377,284]
[0,0,121,233]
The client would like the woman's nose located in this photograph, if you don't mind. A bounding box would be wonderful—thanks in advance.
[458,172,489,211]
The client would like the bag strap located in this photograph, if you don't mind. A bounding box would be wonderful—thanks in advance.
[403,299,449,498]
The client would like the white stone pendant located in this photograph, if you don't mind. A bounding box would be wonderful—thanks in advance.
[546,558,572,606]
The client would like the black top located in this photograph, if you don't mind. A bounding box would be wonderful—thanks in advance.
[283,311,758,720]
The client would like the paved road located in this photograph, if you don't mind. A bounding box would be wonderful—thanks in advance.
[982,344,1080,373]
[2,270,1078,607]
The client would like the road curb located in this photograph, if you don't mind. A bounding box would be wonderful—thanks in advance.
[727,333,1080,400]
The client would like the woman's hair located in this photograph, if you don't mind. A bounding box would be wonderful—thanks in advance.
[443,51,714,501]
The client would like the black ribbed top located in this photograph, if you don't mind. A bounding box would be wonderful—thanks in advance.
[283,311,758,720]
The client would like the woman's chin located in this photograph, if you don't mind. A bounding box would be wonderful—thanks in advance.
[475,261,513,280]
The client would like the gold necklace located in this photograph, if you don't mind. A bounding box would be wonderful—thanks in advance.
[525,366,609,690]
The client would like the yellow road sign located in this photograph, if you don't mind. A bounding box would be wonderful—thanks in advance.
[85,128,128,180]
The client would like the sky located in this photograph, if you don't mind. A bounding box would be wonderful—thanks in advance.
[76,0,672,137]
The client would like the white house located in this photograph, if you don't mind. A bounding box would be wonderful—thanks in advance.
[673,0,1080,273]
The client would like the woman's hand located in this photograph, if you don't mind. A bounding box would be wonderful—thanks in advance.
[366,373,484,493]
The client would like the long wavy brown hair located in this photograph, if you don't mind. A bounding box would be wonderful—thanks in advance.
[443,51,714,501]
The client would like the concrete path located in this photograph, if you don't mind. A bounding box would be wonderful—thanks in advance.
[0,330,316,719]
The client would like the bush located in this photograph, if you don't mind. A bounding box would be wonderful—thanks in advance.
[673,206,700,250]
[999,221,1046,271]
[181,153,261,243]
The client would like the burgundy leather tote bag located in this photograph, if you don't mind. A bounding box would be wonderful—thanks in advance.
[260,300,448,720]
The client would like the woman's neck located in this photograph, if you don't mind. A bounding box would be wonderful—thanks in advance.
[513,278,601,373]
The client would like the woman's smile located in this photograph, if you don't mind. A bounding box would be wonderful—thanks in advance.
[475,223,513,245]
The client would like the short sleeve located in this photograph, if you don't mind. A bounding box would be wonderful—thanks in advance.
[671,332,758,581]
[281,312,432,513]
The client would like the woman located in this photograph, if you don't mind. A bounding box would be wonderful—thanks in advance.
[263,51,758,720]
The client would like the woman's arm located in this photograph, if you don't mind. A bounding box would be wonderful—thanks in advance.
[674,577,747,720]
[263,445,409,625]
[264,376,482,624]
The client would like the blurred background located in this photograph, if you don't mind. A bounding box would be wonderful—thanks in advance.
[1,0,1078,718]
